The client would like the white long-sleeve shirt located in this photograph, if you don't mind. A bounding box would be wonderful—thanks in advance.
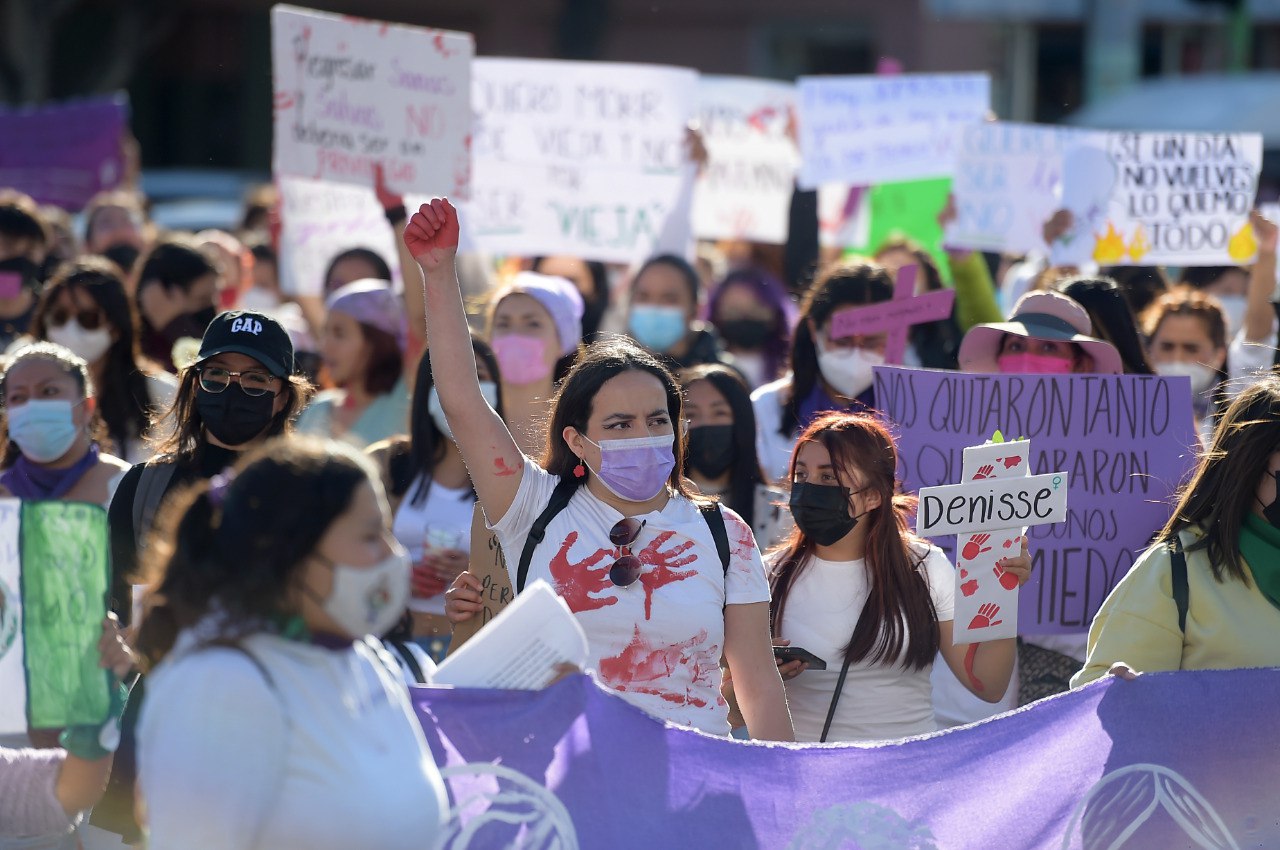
[138,629,446,850]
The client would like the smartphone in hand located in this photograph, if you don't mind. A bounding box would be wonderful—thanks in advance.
[772,645,827,670]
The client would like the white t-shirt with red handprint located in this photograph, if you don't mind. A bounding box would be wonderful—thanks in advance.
[490,462,771,735]
[777,543,955,743]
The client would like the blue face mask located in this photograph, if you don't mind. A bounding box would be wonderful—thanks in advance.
[628,305,687,353]
[8,399,81,463]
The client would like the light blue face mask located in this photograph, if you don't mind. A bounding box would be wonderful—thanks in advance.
[628,305,687,353]
[8,399,81,463]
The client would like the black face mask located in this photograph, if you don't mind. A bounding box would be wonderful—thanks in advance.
[101,243,141,275]
[790,482,859,546]
[686,425,735,479]
[0,256,40,296]
[1264,471,1280,530]
[717,318,772,350]
[196,385,276,446]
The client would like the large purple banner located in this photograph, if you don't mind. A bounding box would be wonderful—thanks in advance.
[414,670,1280,848]
[0,95,127,211]
[873,366,1199,634]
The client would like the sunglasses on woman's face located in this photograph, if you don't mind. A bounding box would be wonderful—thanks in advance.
[48,307,104,331]
[607,517,647,587]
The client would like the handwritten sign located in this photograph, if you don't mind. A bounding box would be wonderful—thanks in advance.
[0,95,126,212]
[692,76,799,244]
[917,473,1067,538]
[818,178,954,284]
[466,57,698,263]
[829,265,956,364]
[0,501,111,734]
[1054,131,1264,267]
[945,122,1106,253]
[875,366,1199,634]
[449,504,514,652]
[796,74,990,189]
[270,5,473,196]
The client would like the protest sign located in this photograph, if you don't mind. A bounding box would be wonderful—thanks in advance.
[270,5,473,196]
[917,472,1068,537]
[692,76,799,244]
[449,504,513,653]
[874,366,1199,634]
[415,669,1280,848]
[0,500,111,735]
[467,57,698,263]
[829,264,955,365]
[0,95,126,212]
[818,178,954,283]
[945,121,1106,254]
[1053,131,1263,267]
[796,73,989,189]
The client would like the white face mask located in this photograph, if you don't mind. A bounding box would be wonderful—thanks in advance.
[47,320,113,364]
[1155,361,1219,396]
[427,382,498,442]
[1216,294,1247,339]
[317,543,410,638]
[815,337,884,398]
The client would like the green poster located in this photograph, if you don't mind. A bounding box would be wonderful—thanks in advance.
[849,177,954,283]
[20,501,110,728]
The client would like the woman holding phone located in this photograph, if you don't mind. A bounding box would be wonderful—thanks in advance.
[770,411,1030,742]
[409,199,792,740]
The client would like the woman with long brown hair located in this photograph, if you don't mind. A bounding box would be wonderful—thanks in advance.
[770,412,1029,742]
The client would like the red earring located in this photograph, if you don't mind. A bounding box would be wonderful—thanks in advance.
[573,459,586,478]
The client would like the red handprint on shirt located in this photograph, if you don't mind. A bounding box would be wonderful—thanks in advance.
[598,627,717,709]
[636,531,698,620]
[962,533,992,561]
[548,532,616,613]
[967,603,1003,630]
[724,512,757,568]
[972,464,995,480]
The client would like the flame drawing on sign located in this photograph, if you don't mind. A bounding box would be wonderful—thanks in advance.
[1127,225,1151,262]
[1228,221,1258,261]
[1093,222,1127,264]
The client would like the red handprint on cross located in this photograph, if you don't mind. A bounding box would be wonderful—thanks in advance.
[962,533,992,560]
[972,464,995,480]
[996,455,1023,470]
[993,562,1020,591]
[967,603,1003,630]
[636,531,698,620]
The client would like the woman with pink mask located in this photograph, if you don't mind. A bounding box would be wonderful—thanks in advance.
[484,272,584,456]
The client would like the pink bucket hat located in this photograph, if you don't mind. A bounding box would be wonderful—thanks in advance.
[326,278,408,352]
[958,290,1123,375]
[492,271,584,357]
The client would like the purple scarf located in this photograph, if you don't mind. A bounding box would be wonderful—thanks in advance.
[1,445,100,500]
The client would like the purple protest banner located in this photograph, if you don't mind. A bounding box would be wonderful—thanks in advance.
[0,95,127,212]
[873,366,1199,634]
[828,264,956,364]
[414,670,1280,848]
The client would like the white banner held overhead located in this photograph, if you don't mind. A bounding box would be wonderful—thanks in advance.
[693,76,799,245]
[796,73,990,189]
[467,57,698,263]
[271,4,473,197]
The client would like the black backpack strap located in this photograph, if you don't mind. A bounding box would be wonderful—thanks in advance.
[386,639,426,684]
[516,477,579,594]
[1169,534,1189,633]
[132,458,178,546]
[820,653,855,743]
[698,501,731,576]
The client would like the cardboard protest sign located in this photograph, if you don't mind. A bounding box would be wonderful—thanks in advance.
[1053,131,1263,267]
[692,76,799,244]
[448,504,514,653]
[875,366,1199,634]
[467,57,698,263]
[796,74,989,189]
[828,265,956,364]
[0,500,111,735]
[0,95,127,212]
[270,5,473,196]
[945,122,1106,254]
[818,178,954,283]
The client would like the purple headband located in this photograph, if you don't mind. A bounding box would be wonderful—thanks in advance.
[326,279,408,351]
[494,271,584,357]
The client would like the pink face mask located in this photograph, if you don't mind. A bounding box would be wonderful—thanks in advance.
[492,335,552,386]
[997,352,1074,375]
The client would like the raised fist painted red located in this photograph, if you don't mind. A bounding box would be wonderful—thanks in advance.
[403,199,460,271]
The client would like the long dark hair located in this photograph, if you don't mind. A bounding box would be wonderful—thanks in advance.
[135,437,376,667]
[543,337,696,500]
[708,268,795,384]
[31,258,157,454]
[875,237,962,371]
[1056,277,1156,376]
[781,261,893,437]
[680,364,767,527]
[390,335,503,505]
[769,412,939,670]
[133,238,218,334]
[323,247,392,296]
[151,361,313,461]
[1161,378,1280,583]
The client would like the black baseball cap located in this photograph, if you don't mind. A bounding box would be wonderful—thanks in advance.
[196,310,294,378]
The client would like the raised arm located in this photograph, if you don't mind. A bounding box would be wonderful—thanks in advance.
[375,164,426,349]
[404,200,525,520]
[1243,210,1278,344]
